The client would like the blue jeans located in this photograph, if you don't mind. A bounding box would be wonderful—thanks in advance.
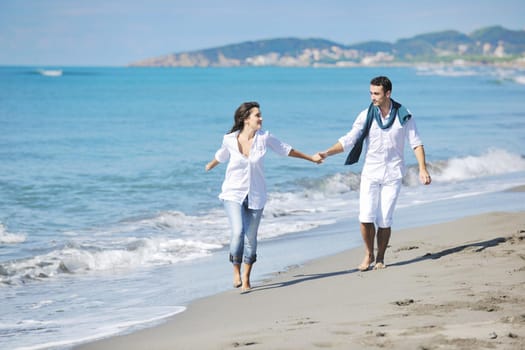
[223,198,263,265]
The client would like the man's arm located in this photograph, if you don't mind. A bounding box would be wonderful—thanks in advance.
[318,142,344,159]
[414,145,431,185]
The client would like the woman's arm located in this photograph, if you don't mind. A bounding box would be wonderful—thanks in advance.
[288,149,323,164]
[205,158,220,171]
[207,136,230,171]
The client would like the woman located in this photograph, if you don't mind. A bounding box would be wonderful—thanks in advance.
[206,102,322,292]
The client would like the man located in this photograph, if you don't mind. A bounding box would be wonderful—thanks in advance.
[319,76,431,271]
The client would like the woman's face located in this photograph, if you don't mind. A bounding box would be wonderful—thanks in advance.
[244,107,263,131]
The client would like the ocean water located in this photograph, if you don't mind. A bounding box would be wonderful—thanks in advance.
[1,65,525,349]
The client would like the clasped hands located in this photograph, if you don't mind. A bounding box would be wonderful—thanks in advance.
[311,151,328,164]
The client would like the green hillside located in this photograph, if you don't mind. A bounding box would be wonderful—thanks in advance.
[130,26,525,67]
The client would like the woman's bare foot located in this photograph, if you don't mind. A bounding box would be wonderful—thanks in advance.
[358,254,375,271]
[233,265,242,288]
[241,282,251,293]
[241,263,252,292]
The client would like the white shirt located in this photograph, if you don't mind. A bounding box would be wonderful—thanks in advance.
[338,104,423,181]
[215,130,292,209]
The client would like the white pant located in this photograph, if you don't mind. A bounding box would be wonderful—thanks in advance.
[359,176,402,228]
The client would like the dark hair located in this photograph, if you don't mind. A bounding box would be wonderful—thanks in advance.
[229,101,260,133]
[370,76,392,94]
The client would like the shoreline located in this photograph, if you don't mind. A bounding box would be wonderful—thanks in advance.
[76,210,525,350]
[507,184,525,192]
[126,61,525,69]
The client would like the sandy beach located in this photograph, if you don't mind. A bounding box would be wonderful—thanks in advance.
[76,209,525,350]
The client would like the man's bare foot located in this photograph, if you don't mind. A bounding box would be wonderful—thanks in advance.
[358,254,374,271]
[373,261,386,270]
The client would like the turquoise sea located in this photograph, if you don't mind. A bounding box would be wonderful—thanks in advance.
[1,65,525,349]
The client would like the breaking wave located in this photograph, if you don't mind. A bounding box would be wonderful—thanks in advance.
[2,149,523,286]
[0,224,26,244]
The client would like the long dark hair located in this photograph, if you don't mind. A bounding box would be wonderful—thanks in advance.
[229,101,260,133]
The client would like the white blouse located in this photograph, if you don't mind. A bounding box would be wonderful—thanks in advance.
[214,130,292,209]
[338,105,423,181]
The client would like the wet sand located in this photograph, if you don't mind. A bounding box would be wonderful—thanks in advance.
[77,211,525,350]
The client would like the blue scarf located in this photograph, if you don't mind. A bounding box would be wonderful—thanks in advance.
[344,99,411,165]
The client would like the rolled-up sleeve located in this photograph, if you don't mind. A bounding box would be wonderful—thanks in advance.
[338,109,367,152]
[405,117,423,149]
[266,133,292,156]
[214,137,230,163]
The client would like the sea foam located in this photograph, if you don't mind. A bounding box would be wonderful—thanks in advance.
[431,149,525,182]
[0,223,26,244]
[3,149,523,286]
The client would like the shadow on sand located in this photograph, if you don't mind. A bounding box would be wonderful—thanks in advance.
[251,236,508,293]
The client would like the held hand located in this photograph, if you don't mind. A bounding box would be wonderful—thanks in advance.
[318,151,328,159]
[419,170,432,185]
[311,153,324,164]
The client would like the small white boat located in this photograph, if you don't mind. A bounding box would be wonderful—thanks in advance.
[38,69,63,77]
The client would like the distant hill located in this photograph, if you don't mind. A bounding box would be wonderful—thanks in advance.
[470,26,525,53]
[130,26,525,67]
[201,38,341,59]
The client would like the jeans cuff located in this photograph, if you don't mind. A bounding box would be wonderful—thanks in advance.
[229,254,257,265]
[243,254,257,265]
[229,254,243,265]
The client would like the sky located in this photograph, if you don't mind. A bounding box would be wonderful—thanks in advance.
[1,0,524,66]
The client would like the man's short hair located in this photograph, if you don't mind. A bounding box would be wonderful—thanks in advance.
[370,76,392,93]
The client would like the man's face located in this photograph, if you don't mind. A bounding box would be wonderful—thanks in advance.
[370,84,391,107]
